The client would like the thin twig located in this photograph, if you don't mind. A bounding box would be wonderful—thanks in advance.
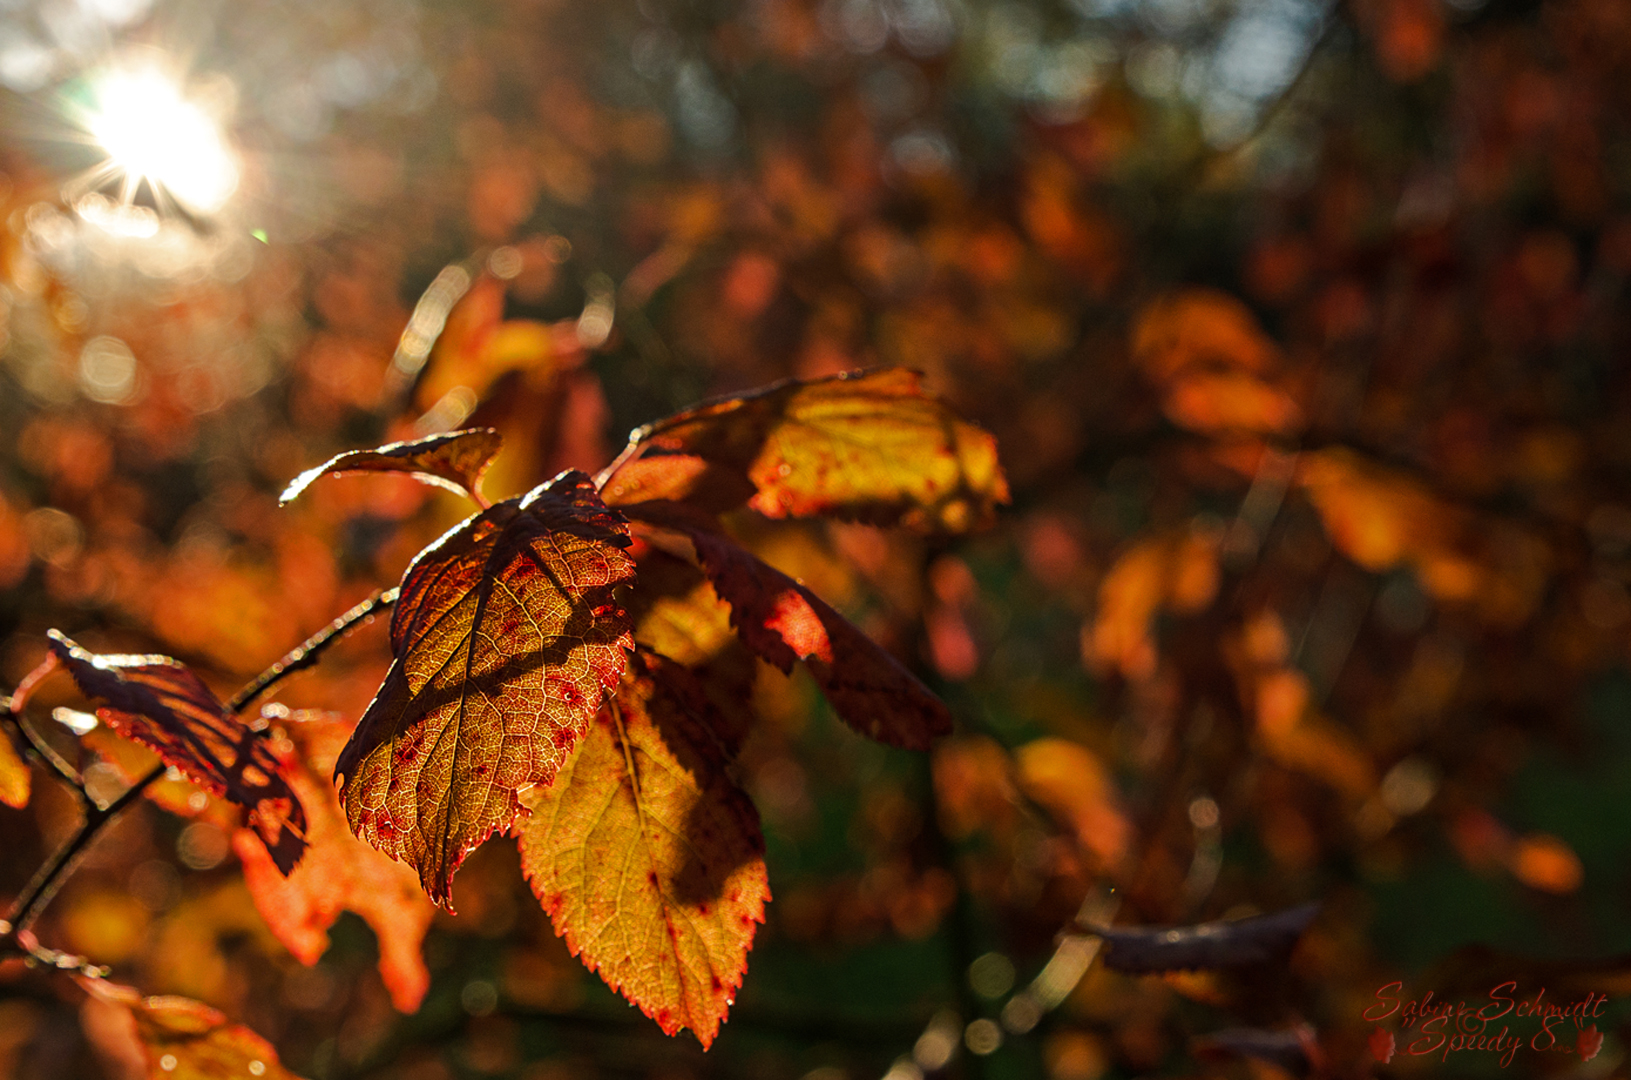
[3,761,165,937]
[3,711,83,791]
[227,587,400,715]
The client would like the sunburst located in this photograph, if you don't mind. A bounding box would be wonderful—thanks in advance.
[69,60,239,218]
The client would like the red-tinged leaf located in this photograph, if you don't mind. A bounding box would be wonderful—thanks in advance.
[234,713,434,1012]
[1369,1026,1396,1063]
[605,368,1008,532]
[1091,903,1320,973]
[1578,1026,1603,1062]
[80,979,305,1080]
[73,717,214,817]
[628,548,761,755]
[278,428,503,506]
[335,470,635,905]
[46,632,307,874]
[628,504,950,748]
[517,651,768,1049]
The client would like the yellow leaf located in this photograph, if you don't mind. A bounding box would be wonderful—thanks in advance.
[517,652,768,1049]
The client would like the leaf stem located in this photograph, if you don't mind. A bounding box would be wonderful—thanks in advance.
[4,710,84,790]
[228,587,400,714]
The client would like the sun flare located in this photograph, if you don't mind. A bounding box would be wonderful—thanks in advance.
[81,65,238,216]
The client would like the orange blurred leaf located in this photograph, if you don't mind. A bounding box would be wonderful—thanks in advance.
[1013,738,1130,871]
[0,724,27,809]
[413,277,560,409]
[1161,370,1303,436]
[1132,289,1280,382]
[234,714,434,1012]
[1087,528,1220,680]
[1509,833,1584,894]
[1297,448,1484,603]
[81,979,304,1080]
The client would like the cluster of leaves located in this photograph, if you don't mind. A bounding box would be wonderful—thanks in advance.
[3,368,1008,1068]
[5,0,1631,1068]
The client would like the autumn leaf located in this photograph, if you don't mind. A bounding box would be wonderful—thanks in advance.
[517,650,768,1049]
[46,632,307,874]
[233,712,435,1012]
[0,723,27,809]
[628,504,950,749]
[1086,526,1220,681]
[1091,903,1320,973]
[604,368,1008,532]
[1132,288,1281,381]
[1013,738,1131,872]
[628,549,760,754]
[1161,370,1303,436]
[334,470,635,905]
[279,428,503,506]
[81,979,304,1080]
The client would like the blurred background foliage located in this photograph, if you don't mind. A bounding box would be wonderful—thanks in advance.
[3,0,1631,1072]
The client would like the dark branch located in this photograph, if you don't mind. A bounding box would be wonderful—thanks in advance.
[228,587,400,715]
[3,761,165,937]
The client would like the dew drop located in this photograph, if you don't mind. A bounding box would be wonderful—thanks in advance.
[249,1061,266,1077]
[159,1055,177,1072]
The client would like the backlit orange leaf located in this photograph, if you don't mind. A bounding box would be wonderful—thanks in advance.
[605,368,1008,532]
[81,979,304,1080]
[1250,668,1376,798]
[517,651,768,1049]
[1087,527,1220,680]
[420,310,560,411]
[46,633,308,873]
[279,428,503,506]
[630,505,950,749]
[1161,370,1303,436]
[1296,448,1486,602]
[233,713,434,1012]
[600,454,757,514]
[334,470,635,905]
[931,735,1018,840]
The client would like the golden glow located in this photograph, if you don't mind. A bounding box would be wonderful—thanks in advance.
[83,66,238,215]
